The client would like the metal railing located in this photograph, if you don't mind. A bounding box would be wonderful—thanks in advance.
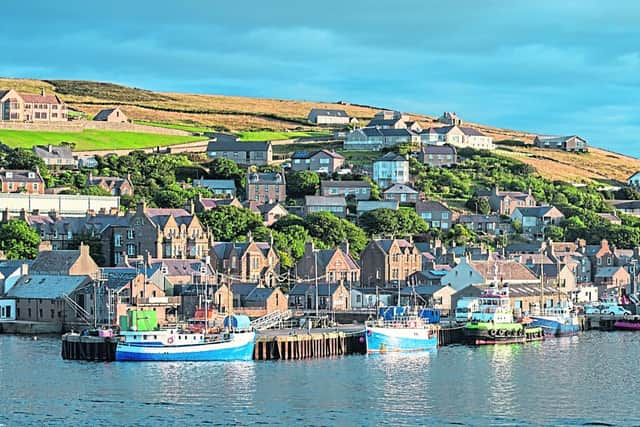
[251,309,293,331]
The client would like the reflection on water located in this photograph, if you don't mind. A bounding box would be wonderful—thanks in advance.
[3,332,640,426]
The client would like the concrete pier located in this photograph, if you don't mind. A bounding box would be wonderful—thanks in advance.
[253,328,366,361]
[61,334,119,361]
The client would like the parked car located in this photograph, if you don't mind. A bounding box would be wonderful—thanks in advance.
[600,305,631,316]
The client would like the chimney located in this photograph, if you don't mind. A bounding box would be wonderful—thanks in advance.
[304,240,314,256]
[41,88,45,96]
[20,263,29,276]
[269,231,274,248]
[0,251,5,261]
[79,242,90,258]
[19,208,27,221]
[341,239,350,256]
[38,241,53,252]
[1,208,9,223]
[49,209,58,221]
[48,145,53,153]
[136,201,146,214]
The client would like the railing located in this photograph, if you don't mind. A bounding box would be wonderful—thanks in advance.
[251,309,293,331]
[62,293,93,326]
[134,296,181,306]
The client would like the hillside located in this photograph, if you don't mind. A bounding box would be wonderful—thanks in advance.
[1,77,639,183]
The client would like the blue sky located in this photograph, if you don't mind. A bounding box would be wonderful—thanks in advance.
[3,1,640,156]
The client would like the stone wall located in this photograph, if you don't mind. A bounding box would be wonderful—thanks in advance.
[0,120,192,136]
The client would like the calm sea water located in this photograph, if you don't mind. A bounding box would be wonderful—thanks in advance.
[1,332,639,426]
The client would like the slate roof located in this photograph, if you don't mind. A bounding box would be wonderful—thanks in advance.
[595,266,627,278]
[375,239,415,254]
[357,200,399,212]
[399,285,447,296]
[383,183,418,194]
[0,169,43,183]
[305,196,347,207]
[422,144,456,155]
[513,206,563,218]
[28,213,127,235]
[211,241,273,260]
[230,283,258,297]
[458,214,503,224]
[206,140,271,152]
[309,108,348,118]
[422,126,454,135]
[93,108,117,121]
[245,287,276,303]
[32,145,74,160]
[416,200,450,213]
[101,268,139,291]
[247,172,284,184]
[292,151,311,159]
[199,198,238,209]
[203,132,239,143]
[321,180,370,189]
[193,179,236,190]
[375,152,407,162]
[0,260,30,279]
[30,250,82,275]
[7,274,91,299]
[288,283,343,297]
[313,248,359,271]
[460,126,486,137]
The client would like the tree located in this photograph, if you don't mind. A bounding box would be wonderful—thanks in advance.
[466,196,491,215]
[287,171,320,198]
[0,220,40,260]
[359,208,429,237]
[445,224,476,246]
[80,185,112,196]
[197,206,262,241]
[303,211,367,257]
[208,158,246,188]
[544,225,565,241]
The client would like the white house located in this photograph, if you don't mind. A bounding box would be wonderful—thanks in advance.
[307,108,351,125]
[441,257,485,291]
[420,125,494,150]
[372,153,409,188]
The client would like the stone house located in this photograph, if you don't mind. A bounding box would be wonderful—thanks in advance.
[366,110,421,132]
[510,206,565,239]
[209,240,280,287]
[373,153,409,188]
[206,140,273,166]
[0,168,45,194]
[32,145,76,168]
[246,172,286,203]
[350,287,395,309]
[584,239,616,275]
[458,214,512,236]
[344,127,419,151]
[294,241,360,286]
[307,108,351,125]
[419,144,457,167]
[304,195,347,218]
[320,180,371,200]
[438,112,462,126]
[594,266,630,296]
[607,200,640,217]
[288,283,351,311]
[88,173,134,196]
[382,183,419,204]
[441,257,539,291]
[291,149,345,173]
[483,186,537,216]
[193,179,236,197]
[534,135,588,152]
[238,286,288,317]
[416,200,454,230]
[360,239,422,288]
[245,202,289,226]
[0,88,68,122]
[102,202,209,266]
[93,107,128,123]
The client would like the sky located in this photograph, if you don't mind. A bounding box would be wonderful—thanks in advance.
[3,1,640,157]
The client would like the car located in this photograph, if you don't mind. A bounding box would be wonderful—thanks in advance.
[585,305,601,315]
[600,305,631,316]
[281,162,291,169]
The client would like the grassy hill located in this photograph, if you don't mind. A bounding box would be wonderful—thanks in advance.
[0,77,638,182]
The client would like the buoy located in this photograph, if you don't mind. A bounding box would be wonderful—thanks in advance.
[32,336,38,340]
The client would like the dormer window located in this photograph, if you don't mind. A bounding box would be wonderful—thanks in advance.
[5,172,12,178]
[28,172,35,178]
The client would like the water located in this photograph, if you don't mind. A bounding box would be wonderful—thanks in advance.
[1,332,639,426]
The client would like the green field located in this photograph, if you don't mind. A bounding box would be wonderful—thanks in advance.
[133,121,213,134]
[237,130,331,141]
[0,129,205,151]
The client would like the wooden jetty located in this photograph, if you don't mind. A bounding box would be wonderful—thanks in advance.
[61,334,118,361]
[253,329,365,361]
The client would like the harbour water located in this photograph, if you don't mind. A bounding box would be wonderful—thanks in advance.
[2,332,639,426]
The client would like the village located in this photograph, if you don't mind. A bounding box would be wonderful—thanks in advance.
[0,87,639,348]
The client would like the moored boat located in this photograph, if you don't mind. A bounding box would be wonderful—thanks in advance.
[115,313,256,362]
[529,303,580,337]
[464,285,543,346]
[365,306,438,353]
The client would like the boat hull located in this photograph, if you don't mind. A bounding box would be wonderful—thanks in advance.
[529,316,580,337]
[614,320,640,331]
[366,327,437,353]
[464,323,543,346]
[115,332,256,361]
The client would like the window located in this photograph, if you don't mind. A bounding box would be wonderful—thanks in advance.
[442,212,449,219]
[319,158,330,165]
[127,244,136,256]
[33,183,39,191]
[421,212,432,220]
[127,229,135,239]
[114,234,122,247]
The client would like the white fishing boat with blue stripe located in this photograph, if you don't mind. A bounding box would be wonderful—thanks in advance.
[365,307,438,353]
[115,315,256,362]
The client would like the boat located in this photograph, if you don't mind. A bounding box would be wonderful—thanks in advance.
[529,302,580,337]
[115,314,256,362]
[365,306,438,353]
[464,285,544,345]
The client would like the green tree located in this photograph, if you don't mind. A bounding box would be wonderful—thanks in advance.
[0,220,40,260]
[208,157,246,189]
[198,206,262,241]
[80,185,112,196]
[544,225,565,241]
[303,211,367,257]
[287,171,320,198]
[466,196,491,214]
[359,208,428,237]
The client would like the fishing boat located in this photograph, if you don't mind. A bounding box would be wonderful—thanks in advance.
[529,302,580,337]
[115,314,256,362]
[365,306,438,353]
[464,285,544,345]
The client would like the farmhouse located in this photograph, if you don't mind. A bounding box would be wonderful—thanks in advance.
[93,107,128,123]
[534,135,588,152]
[307,108,351,125]
[0,89,68,122]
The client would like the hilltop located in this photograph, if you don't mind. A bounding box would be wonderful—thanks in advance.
[0,77,639,183]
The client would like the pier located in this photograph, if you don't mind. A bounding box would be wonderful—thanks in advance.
[61,334,118,361]
[253,328,365,361]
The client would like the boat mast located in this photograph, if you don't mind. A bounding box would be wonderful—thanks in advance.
[540,259,544,312]
[204,260,208,340]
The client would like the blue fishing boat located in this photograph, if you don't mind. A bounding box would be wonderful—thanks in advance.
[365,306,438,353]
[529,303,580,337]
[115,314,256,362]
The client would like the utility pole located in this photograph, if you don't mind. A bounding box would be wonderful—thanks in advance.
[314,251,319,318]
